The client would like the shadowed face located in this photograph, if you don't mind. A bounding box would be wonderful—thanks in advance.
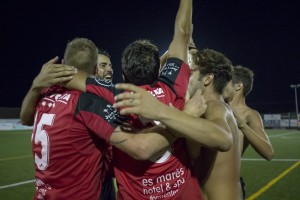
[222,80,236,103]
[188,65,203,98]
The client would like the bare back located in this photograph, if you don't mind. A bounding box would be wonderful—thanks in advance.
[197,101,242,200]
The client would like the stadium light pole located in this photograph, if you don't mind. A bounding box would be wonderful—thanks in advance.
[290,84,300,129]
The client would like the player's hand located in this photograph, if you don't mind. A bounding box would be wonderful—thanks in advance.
[120,122,138,133]
[232,107,247,128]
[183,89,207,117]
[32,56,77,89]
[113,83,165,120]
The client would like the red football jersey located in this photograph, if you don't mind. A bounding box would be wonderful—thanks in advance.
[32,86,119,200]
[86,58,202,199]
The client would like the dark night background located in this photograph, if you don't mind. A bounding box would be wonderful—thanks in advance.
[0,0,299,114]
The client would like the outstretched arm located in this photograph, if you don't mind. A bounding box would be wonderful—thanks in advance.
[235,109,274,160]
[159,50,169,69]
[113,83,232,151]
[189,24,196,49]
[160,23,196,69]
[20,57,77,125]
[168,0,193,63]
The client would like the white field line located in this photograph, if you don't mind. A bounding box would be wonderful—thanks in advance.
[0,131,298,190]
[242,158,299,162]
[0,180,35,189]
[0,159,298,190]
[269,131,300,138]
[246,161,300,200]
[0,155,32,161]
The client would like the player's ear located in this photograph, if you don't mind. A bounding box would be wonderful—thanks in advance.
[94,66,98,76]
[122,73,130,83]
[203,73,214,86]
[235,82,243,91]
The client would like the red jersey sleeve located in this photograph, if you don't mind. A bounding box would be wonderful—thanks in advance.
[85,77,120,104]
[158,57,190,99]
[74,92,123,143]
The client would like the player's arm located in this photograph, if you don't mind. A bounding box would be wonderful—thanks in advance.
[168,0,192,63]
[63,72,117,104]
[160,0,193,67]
[157,0,193,100]
[20,86,42,125]
[110,126,176,160]
[114,83,232,151]
[20,57,77,125]
[237,109,274,160]
[159,23,196,73]
[159,50,169,69]
[76,93,175,160]
[189,24,196,50]
[167,101,232,151]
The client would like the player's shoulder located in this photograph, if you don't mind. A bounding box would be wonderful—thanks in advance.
[245,107,260,117]
[207,100,227,110]
[244,108,262,124]
[42,85,80,99]
[78,91,108,104]
[206,100,228,116]
[41,85,61,95]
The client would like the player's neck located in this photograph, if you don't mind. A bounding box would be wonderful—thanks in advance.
[203,88,223,102]
[230,93,246,108]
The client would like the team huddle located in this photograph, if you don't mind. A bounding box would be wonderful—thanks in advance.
[20,0,274,199]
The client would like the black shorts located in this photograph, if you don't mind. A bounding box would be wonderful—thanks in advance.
[240,176,246,200]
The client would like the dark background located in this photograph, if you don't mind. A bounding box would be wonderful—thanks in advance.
[0,0,299,114]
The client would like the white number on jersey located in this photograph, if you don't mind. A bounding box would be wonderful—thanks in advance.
[32,113,55,170]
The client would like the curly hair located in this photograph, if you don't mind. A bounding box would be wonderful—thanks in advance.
[194,49,233,94]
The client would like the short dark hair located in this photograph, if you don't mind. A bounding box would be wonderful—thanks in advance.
[232,65,254,96]
[98,48,111,58]
[195,49,233,94]
[121,39,160,86]
[63,38,98,74]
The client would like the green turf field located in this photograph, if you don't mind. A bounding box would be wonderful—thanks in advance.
[0,129,299,199]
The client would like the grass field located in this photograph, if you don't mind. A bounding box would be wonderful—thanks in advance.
[0,129,299,200]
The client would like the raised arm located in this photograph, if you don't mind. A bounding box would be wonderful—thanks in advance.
[20,57,77,125]
[113,83,232,151]
[189,24,196,49]
[159,50,169,69]
[168,0,193,63]
[235,109,274,160]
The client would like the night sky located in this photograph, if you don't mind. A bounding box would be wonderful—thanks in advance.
[0,0,299,114]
